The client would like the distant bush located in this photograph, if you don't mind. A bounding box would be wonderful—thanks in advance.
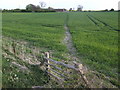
[104,9,108,11]
[110,8,114,11]
[20,9,32,12]
[35,10,56,12]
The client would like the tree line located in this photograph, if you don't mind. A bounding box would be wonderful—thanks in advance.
[2,2,56,13]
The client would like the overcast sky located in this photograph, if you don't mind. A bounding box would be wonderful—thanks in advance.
[0,0,119,10]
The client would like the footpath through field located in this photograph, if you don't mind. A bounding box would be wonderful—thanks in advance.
[62,13,118,88]
[64,13,84,66]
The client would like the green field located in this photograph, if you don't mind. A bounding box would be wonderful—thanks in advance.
[68,12,118,86]
[3,13,66,51]
[2,12,119,87]
[2,12,68,88]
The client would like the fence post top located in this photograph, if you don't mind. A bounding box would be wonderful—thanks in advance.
[45,52,49,54]
[45,52,50,58]
[73,61,83,69]
[78,64,83,70]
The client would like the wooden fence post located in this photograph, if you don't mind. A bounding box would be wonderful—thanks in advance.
[12,41,16,55]
[45,52,50,72]
[73,61,91,88]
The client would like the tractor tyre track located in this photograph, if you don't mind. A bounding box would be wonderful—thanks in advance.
[87,15,120,31]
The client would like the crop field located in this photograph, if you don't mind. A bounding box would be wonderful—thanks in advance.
[3,13,66,51]
[68,12,118,86]
[2,12,68,88]
[2,12,119,87]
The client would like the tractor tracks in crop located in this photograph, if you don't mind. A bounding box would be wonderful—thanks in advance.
[87,15,120,31]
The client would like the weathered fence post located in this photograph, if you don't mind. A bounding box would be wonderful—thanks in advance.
[45,52,50,72]
[73,61,91,88]
[12,40,16,55]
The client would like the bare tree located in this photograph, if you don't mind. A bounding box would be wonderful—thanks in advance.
[77,5,83,11]
[39,1,46,8]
